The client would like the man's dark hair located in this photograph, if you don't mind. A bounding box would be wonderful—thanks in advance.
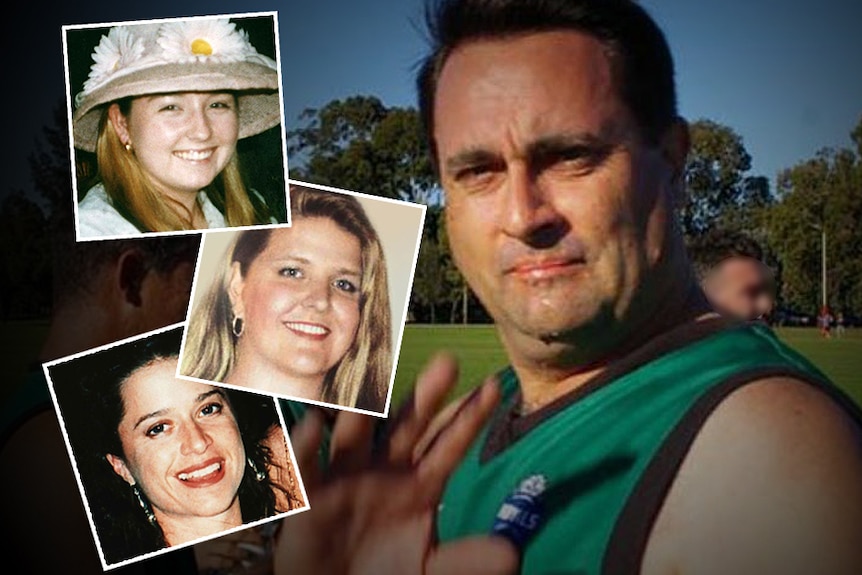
[416,0,678,172]
[688,229,766,281]
[51,230,200,308]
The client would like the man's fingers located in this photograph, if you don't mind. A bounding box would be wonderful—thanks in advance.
[290,408,325,491]
[414,353,461,416]
[426,535,520,575]
[384,353,460,465]
[412,393,472,463]
[351,512,433,575]
[329,411,376,475]
[416,377,501,501]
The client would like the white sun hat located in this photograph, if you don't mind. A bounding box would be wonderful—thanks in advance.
[71,17,281,152]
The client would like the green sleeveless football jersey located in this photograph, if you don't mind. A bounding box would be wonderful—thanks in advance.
[435,319,853,574]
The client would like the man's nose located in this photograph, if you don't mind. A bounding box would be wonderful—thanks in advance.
[500,166,568,248]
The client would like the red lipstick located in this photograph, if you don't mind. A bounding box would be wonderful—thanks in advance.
[175,457,225,488]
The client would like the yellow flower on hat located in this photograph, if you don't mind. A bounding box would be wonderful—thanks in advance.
[83,25,145,94]
[157,19,255,63]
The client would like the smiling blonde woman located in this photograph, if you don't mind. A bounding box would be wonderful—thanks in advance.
[181,185,392,412]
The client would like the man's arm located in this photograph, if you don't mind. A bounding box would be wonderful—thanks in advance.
[644,377,862,575]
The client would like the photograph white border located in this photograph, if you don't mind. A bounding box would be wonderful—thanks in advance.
[43,322,309,572]
[177,179,427,418]
[62,11,292,243]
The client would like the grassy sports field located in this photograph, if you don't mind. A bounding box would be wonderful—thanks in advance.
[391,325,862,408]
[2,321,859,410]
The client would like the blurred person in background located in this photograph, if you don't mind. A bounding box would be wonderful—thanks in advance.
[689,229,775,322]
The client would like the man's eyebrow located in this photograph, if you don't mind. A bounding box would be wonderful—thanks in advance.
[443,130,618,175]
[443,148,500,175]
[527,132,607,158]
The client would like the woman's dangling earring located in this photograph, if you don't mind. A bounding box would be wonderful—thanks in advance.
[232,315,244,337]
[248,457,266,481]
[132,483,157,525]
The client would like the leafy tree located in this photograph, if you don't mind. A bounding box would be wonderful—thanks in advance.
[410,208,447,323]
[371,108,438,204]
[0,99,72,318]
[437,214,492,324]
[766,140,862,314]
[30,100,73,215]
[288,96,436,203]
[408,208,491,324]
[712,175,773,242]
[683,119,754,237]
[852,114,862,157]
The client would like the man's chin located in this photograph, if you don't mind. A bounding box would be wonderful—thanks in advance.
[498,304,616,348]
[504,316,586,346]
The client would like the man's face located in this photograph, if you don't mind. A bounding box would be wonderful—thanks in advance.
[434,31,684,360]
[703,257,774,321]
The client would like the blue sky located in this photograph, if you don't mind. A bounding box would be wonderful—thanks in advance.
[6,0,861,202]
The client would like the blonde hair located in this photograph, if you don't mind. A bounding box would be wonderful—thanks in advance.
[93,98,267,232]
[182,185,392,411]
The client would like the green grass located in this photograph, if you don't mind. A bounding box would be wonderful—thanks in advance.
[4,320,859,411]
[392,324,862,408]
[392,326,510,404]
[772,327,862,406]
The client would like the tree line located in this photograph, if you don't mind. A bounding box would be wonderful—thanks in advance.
[288,96,862,324]
[3,96,860,323]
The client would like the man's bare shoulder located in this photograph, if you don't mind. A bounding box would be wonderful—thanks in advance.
[643,376,862,575]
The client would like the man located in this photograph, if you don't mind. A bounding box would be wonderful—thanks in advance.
[836,311,847,337]
[689,229,775,321]
[0,223,199,574]
[818,305,834,338]
[275,1,862,573]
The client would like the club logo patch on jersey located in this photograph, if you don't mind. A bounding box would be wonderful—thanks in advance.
[491,474,547,547]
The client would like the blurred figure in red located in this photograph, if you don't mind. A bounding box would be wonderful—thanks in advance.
[817,305,834,338]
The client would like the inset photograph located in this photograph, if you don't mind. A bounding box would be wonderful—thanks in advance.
[179,181,426,416]
[44,325,307,571]
[63,12,290,241]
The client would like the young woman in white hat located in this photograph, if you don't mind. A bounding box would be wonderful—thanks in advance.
[70,17,284,237]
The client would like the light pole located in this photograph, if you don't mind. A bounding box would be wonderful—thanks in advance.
[820,227,827,310]
[809,222,827,310]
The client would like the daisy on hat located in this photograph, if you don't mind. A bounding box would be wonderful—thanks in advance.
[70,16,283,238]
